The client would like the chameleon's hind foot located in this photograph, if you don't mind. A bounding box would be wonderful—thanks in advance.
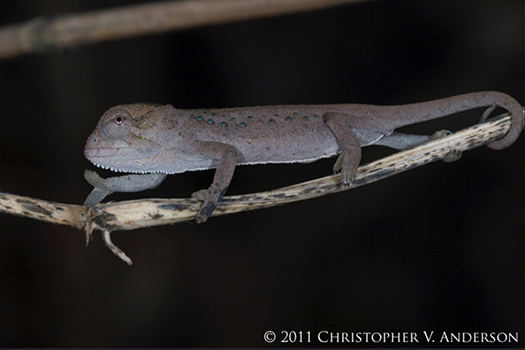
[432,129,453,139]
[442,149,462,163]
[332,149,358,185]
[332,153,343,174]
[432,129,462,163]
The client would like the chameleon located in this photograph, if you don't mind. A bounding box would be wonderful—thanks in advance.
[83,91,524,223]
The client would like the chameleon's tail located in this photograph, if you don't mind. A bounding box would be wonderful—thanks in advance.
[473,91,524,150]
[388,91,524,150]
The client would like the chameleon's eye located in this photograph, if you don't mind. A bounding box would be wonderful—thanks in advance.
[113,115,125,125]
[100,108,132,140]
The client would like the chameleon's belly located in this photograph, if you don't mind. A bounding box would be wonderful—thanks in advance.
[233,127,339,165]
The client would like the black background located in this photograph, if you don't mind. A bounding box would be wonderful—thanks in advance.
[0,0,523,347]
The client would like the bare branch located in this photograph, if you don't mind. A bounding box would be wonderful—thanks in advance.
[0,0,367,60]
[0,111,518,264]
[0,192,85,228]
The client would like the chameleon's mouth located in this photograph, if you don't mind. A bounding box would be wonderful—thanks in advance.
[88,159,168,175]
[89,160,129,173]
[85,148,170,175]
[84,147,136,173]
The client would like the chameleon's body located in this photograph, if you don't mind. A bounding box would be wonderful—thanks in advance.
[84,91,524,222]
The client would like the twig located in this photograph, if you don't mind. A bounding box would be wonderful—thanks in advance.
[0,111,518,264]
[0,192,85,228]
[0,0,367,60]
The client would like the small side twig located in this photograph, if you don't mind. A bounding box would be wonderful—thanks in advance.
[0,112,518,264]
[0,0,366,59]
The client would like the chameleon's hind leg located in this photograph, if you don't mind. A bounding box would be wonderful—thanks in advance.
[323,112,363,185]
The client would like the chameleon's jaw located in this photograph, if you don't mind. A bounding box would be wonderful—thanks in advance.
[85,156,127,173]
[84,123,161,173]
[84,147,156,174]
[84,147,127,173]
[84,139,169,175]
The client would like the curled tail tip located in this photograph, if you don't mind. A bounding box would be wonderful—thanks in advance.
[486,104,524,150]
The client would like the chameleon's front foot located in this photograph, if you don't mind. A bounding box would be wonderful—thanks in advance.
[84,170,111,206]
[191,187,226,223]
[432,130,462,163]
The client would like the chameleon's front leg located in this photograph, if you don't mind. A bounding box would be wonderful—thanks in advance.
[190,141,237,223]
[83,170,167,206]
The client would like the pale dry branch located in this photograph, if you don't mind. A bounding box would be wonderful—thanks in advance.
[0,192,85,228]
[0,0,368,59]
[0,111,518,264]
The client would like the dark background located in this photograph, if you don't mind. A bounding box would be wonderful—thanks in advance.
[0,0,522,347]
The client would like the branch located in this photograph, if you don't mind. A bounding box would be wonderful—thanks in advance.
[0,192,85,228]
[0,111,519,264]
[0,0,367,60]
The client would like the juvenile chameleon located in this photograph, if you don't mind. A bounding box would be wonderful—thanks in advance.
[84,91,524,223]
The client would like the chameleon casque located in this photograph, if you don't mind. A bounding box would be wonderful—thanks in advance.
[83,91,524,223]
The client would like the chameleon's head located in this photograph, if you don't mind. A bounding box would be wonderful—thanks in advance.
[84,104,167,173]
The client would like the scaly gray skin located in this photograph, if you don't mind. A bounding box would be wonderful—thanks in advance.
[83,91,524,223]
